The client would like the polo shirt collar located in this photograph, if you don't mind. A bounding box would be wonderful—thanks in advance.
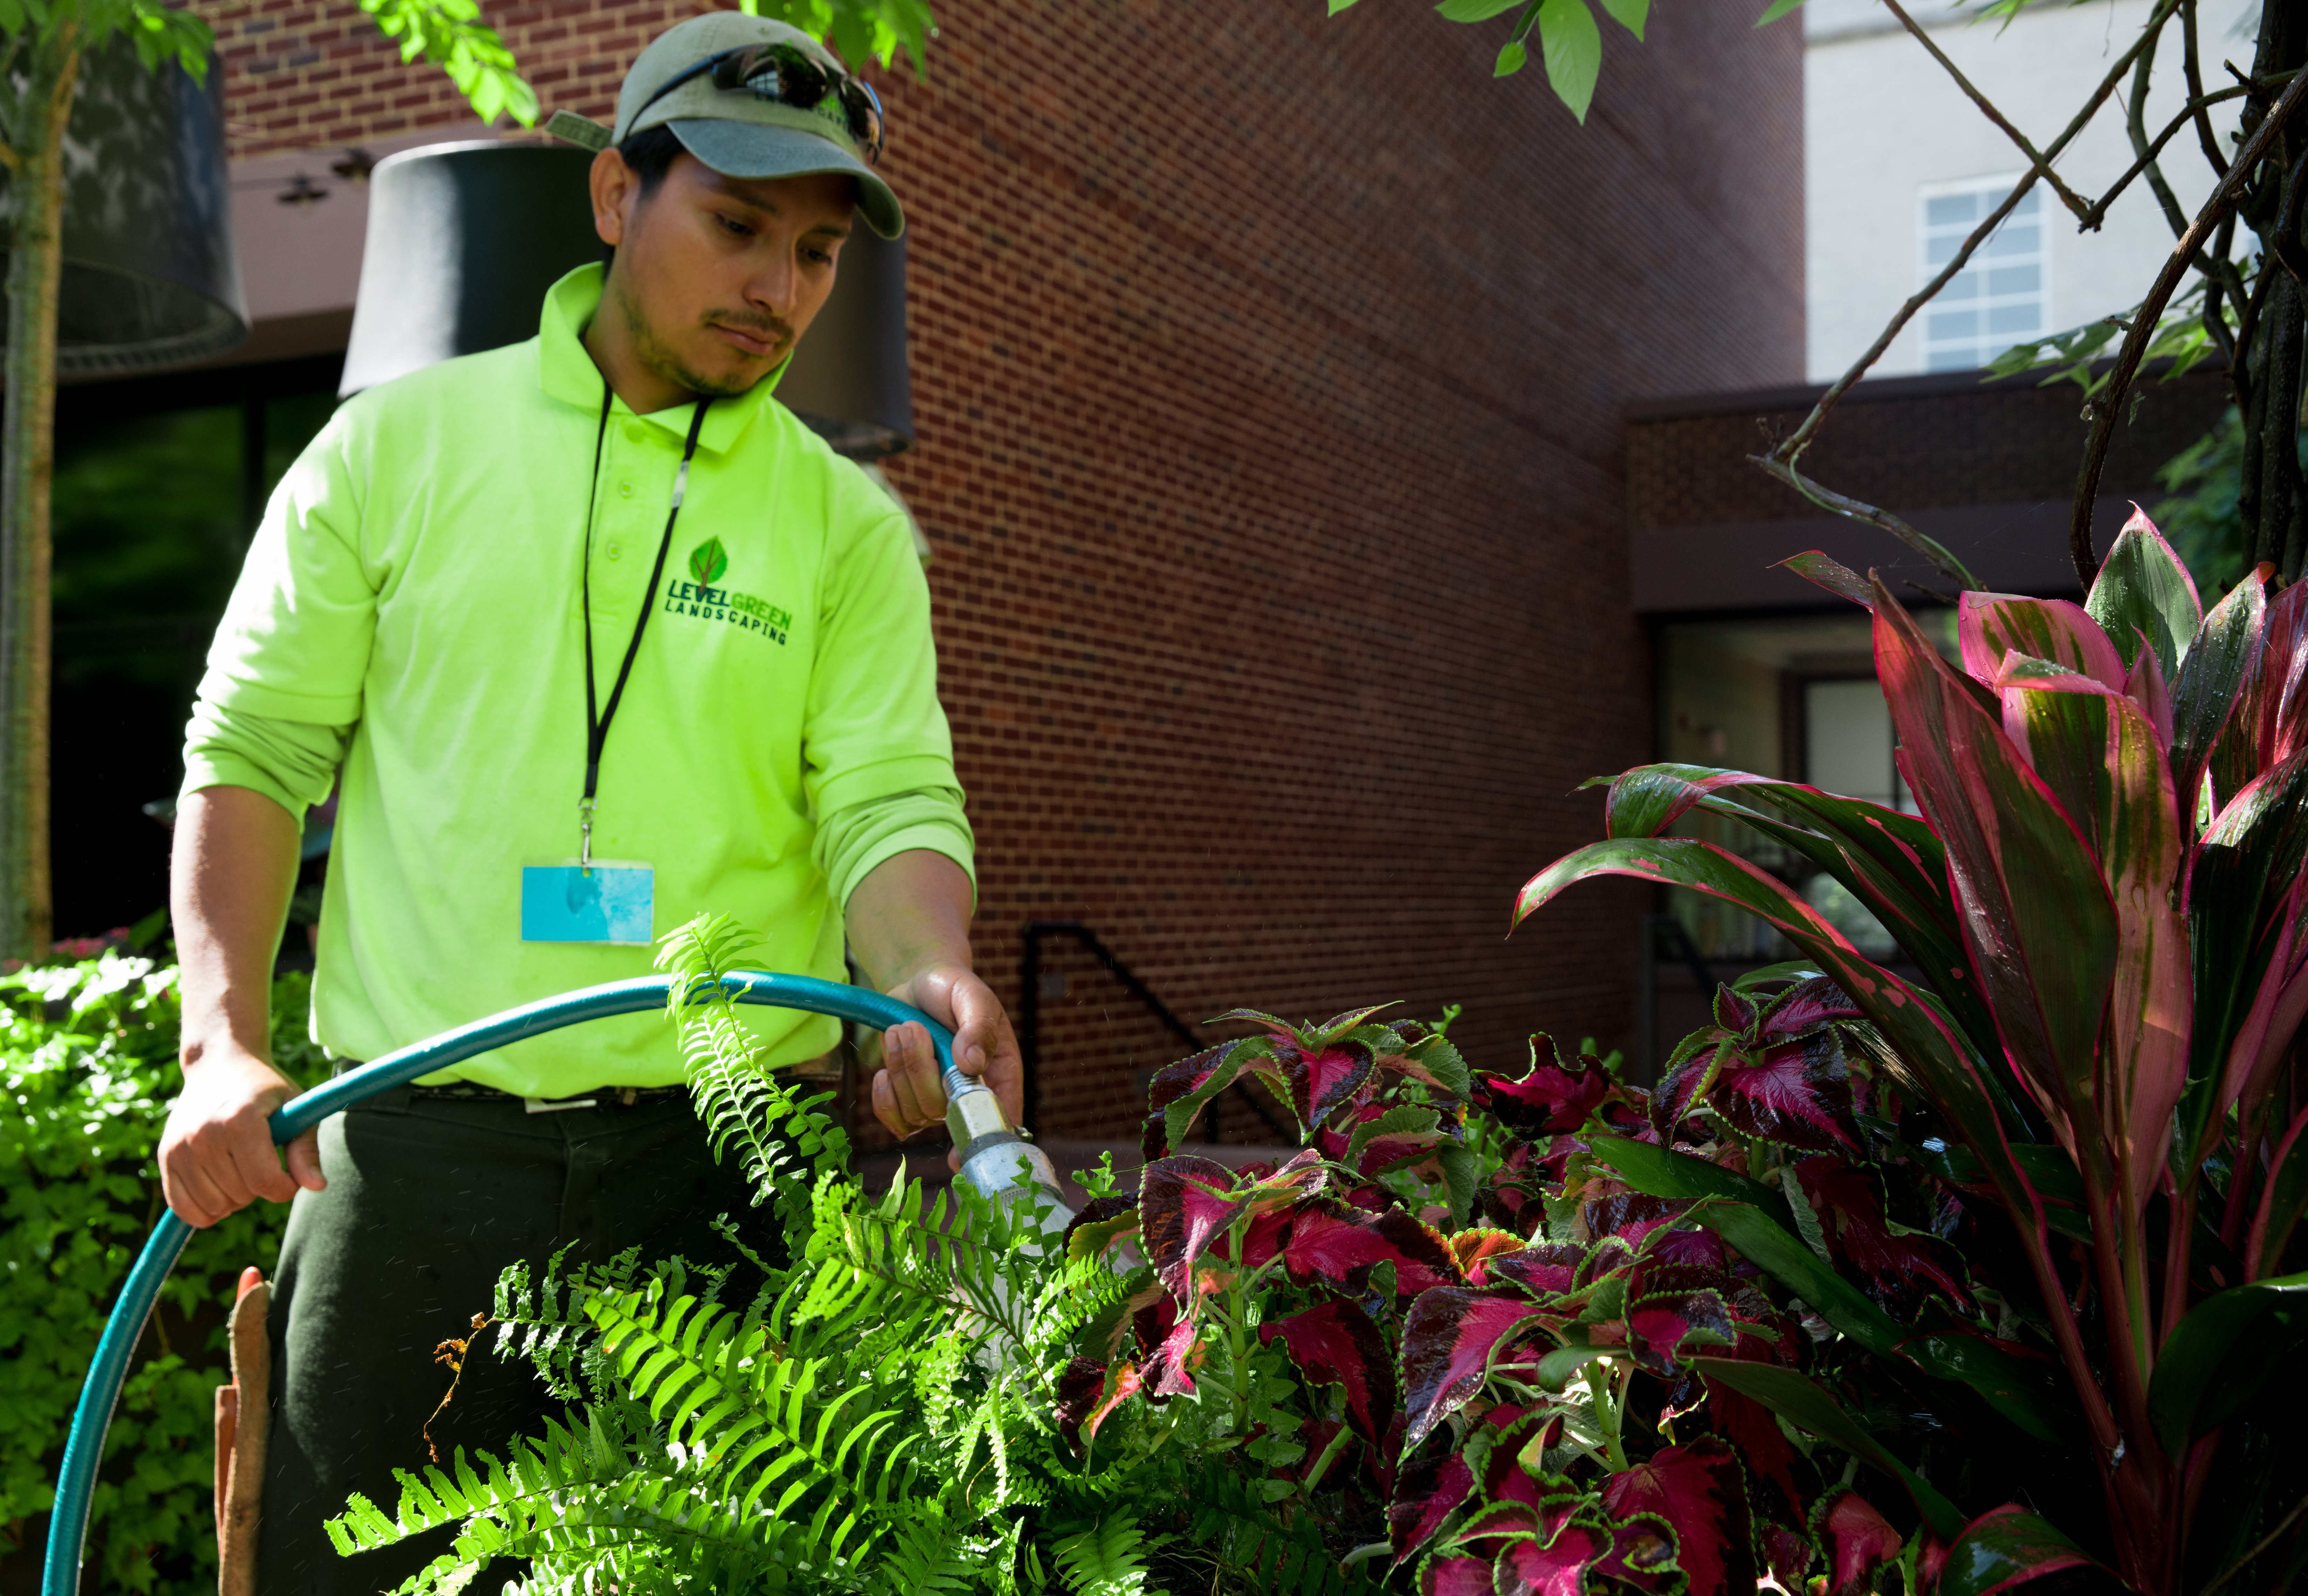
[535,263,786,455]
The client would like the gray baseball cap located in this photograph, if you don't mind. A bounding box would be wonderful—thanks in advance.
[548,13,901,238]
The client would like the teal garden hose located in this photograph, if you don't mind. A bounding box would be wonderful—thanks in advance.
[42,972,1068,1596]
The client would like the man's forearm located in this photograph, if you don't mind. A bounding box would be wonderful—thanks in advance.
[843,848,975,990]
[172,786,301,1067]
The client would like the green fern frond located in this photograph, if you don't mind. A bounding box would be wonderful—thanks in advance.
[1052,1513,1165,1596]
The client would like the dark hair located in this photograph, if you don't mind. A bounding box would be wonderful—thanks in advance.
[616,124,687,197]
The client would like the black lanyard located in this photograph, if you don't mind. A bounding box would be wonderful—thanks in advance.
[577,384,711,865]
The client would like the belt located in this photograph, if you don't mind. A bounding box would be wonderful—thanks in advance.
[332,1066,690,1115]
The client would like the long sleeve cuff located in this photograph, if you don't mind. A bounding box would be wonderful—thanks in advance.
[814,785,976,911]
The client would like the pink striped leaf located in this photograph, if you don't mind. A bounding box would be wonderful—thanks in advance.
[1989,659,2190,1214]
[1515,831,2048,1235]
[1934,1505,2096,1596]
[1959,591,2128,692]
[2084,503,2201,680]
[2171,564,2268,828]
[1476,1033,1613,1136]
[1877,578,2118,1145]
[1588,763,1995,1075]
[1283,1198,1459,1296]
[2216,572,2308,789]
[1492,1525,1612,1596]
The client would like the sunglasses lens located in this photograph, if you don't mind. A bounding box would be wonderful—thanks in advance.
[841,81,884,161]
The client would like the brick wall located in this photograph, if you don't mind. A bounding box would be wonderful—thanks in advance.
[1627,366,2229,535]
[198,0,1805,1139]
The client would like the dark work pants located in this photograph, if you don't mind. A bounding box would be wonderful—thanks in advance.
[254,1088,777,1596]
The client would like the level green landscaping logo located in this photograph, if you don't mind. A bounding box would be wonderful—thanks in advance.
[665,536,791,644]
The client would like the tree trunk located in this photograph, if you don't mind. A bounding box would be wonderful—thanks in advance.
[0,32,81,963]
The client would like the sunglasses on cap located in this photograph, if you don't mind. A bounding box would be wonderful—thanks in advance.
[639,42,886,165]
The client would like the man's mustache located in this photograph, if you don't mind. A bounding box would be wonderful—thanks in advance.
[704,310,794,349]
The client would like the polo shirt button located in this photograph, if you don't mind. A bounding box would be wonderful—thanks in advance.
[619,482,633,499]
[606,541,623,560]
[624,422,647,444]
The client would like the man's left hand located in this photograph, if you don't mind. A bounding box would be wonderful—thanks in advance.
[872,964,1024,1170]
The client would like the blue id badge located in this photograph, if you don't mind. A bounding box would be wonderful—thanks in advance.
[521,860,655,945]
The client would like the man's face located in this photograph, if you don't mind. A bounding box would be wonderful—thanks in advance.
[591,148,855,398]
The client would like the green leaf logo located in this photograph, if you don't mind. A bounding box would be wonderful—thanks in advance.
[688,536,729,588]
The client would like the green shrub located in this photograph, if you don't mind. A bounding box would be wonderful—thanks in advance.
[0,954,327,1595]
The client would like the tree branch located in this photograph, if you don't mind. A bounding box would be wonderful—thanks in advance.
[1748,453,1980,589]
[1880,0,2094,221]
[2128,23,2199,243]
[2083,82,2251,227]
[2070,62,2308,585]
[2183,0,2230,176]
[1767,0,2180,468]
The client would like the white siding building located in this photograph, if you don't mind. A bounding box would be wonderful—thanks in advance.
[1806,0,2260,382]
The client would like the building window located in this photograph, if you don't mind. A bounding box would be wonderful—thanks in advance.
[1918,179,2047,372]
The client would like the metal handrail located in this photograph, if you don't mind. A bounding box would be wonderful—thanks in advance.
[1019,921,1291,1141]
[43,970,1057,1596]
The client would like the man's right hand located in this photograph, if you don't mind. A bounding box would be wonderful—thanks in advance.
[159,1044,325,1227]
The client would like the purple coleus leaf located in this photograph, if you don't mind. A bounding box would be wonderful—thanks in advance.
[1450,1227,1531,1286]
[1145,1036,1282,1153]
[1084,1358,1144,1440]
[1392,1451,1478,1568]
[1138,1155,1244,1296]
[1283,1035,1380,1132]
[1598,1438,1753,1596]
[1400,1289,1551,1448]
[1062,1196,1141,1262]
[1811,1489,1903,1596]
[1490,1242,1588,1300]
[1703,1373,1804,1522]
[1259,1299,1397,1447]
[1347,1101,1455,1177]
[1706,1033,1861,1154]
[1795,1156,1970,1313]
[1417,1555,1497,1596]
[1476,1033,1614,1136]
[1624,1278,1739,1377]
[1283,1198,1459,1295]
[1582,1192,1690,1246]
[1145,1302,1205,1397]
[1596,1513,1684,1594]
[1492,1522,1612,1596]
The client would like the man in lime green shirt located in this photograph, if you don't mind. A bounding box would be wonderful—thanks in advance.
[154,16,1011,1591]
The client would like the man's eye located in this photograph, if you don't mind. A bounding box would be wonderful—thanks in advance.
[716,214,752,237]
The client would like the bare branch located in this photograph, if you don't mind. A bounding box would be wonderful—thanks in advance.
[2182,0,2229,176]
[1880,0,2093,220]
[2070,63,2308,585]
[2128,24,2197,242]
[2083,82,2250,226]
[1768,0,2180,468]
[1749,454,1981,590]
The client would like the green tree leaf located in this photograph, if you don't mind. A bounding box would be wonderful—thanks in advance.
[1536,0,1602,122]
[1754,0,1812,23]
[1436,0,1522,20]
[690,536,731,588]
[1598,0,1647,39]
[1494,40,1527,76]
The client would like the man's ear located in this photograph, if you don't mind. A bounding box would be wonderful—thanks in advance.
[589,146,639,248]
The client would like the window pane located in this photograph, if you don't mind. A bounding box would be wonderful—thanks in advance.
[1928,309,1980,340]
[1986,224,2040,257]
[1987,303,2040,335]
[2012,187,2042,215]
[1807,680,1896,806]
[1925,234,1961,266]
[1926,193,1976,226]
[1927,345,1981,371]
[1987,264,2040,295]
[1943,269,1982,302]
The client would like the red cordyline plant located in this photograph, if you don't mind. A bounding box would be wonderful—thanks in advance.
[1520,509,2308,1596]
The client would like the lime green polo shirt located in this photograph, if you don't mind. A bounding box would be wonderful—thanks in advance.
[180,265,971,1094]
